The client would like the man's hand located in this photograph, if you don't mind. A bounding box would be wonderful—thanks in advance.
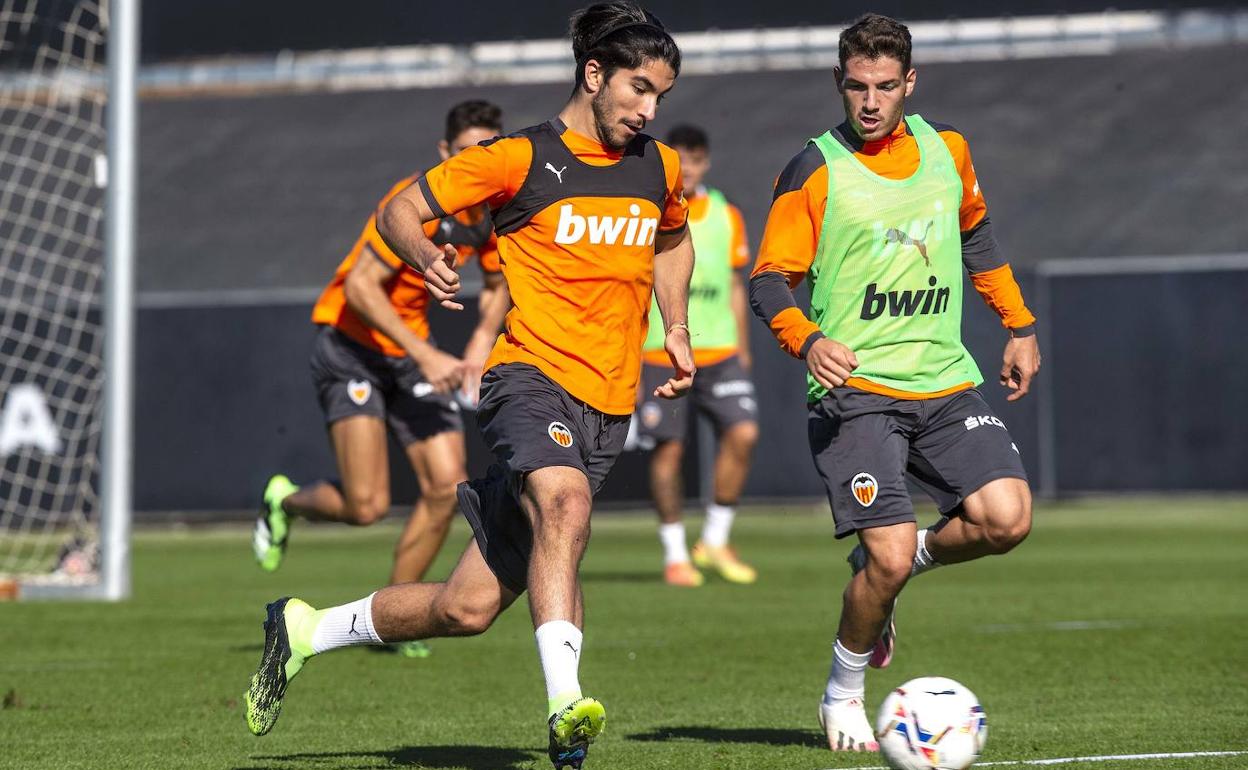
[423,243,463,310]
[457,354,488,407]
[653,326,695,399]
[1000,334,1040,401]
[414,347,464,394]
[806,337,859,391]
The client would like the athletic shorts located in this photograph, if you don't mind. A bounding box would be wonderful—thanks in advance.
[807,387,1028,539]
[309,325,462,447]
[637,355,757,443]
[459,363,629,593]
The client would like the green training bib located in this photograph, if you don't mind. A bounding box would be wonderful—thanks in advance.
[644,188,738,353]
[806,114,982,402]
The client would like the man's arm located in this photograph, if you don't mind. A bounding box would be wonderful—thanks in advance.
[651,227,695,399]
[342,247,463,393]
[377,185,464,310]
[749,146,859,390]
[730,272,751,369]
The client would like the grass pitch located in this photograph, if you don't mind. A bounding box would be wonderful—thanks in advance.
[2,497,1246,770]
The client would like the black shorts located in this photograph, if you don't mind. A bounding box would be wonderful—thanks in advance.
[808,387,1028,539]
[459,363,630,593]
[309,326,463,447]
[636,355,757,444]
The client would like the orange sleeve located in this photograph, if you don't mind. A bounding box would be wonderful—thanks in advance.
[970,264,1035,330]
[419,137,530,218]
[656,141,689,233]
[478,230,501,273]
[728,203,750,269]
[939,129,988,232]
[751,163,826,287]
[766,306,821,358]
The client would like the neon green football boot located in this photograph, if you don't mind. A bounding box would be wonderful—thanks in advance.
[254,475,297,571]
[547,697,606,769]
[245,597,317,736]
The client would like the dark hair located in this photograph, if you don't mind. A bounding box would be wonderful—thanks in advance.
[444,99,503,144]
[838,13,912,72]
[666,124,708,152]
[569,2,681,87]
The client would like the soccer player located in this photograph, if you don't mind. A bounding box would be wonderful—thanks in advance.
[244,5,693,768]
[637,124,758,587]
[251,101,510,658]
[749,14,1041,753]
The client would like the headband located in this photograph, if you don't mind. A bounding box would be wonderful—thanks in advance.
[585,19,668,52]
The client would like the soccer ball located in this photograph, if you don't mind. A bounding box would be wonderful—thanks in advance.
[876,676,987,770]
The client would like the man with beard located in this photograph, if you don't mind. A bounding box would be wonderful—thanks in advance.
[243,5,693,768]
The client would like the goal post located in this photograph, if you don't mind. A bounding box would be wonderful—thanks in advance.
[0,0,136,600]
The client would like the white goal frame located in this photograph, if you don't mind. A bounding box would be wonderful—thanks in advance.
[18,0,137,601]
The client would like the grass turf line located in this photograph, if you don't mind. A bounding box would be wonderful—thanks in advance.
[0,497,1245,769]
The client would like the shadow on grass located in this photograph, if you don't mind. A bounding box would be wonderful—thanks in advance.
[227,644,264,653]
[246,744,538,769]
[628,725,821,748]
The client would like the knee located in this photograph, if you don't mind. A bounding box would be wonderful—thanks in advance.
[422,482,461,519]
[983,503,1031,554]
[650,442,684,477]
[436,596,498,636]
[723,421,759,453]
[343,491,390,525]
[861,545,914,595]
[534,488,592,539]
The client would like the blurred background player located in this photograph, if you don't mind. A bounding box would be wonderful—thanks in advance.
[637,124,758,587]
[750,14,1040,753]
[252,100,510,657]
[243,6,693,768]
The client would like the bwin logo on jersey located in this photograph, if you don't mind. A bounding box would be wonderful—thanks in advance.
[553,203,658,246]
[860,275,951,320]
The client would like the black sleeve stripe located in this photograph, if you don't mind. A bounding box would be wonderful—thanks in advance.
[961,217,1006,274]
[416,175,448,220]
[927,119,963,137]
[772,144,826,202]
[748,270,798,324]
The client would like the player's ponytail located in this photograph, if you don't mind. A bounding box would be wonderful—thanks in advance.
[569,2,681,87]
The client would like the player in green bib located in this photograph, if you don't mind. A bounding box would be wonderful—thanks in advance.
[749,15,1041,754]
[636,125,759,587]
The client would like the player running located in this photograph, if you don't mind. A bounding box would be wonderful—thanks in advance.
[244,5,692,768]
[637,124,759,587]
[252,101,510,657]
[749,14,1040,753]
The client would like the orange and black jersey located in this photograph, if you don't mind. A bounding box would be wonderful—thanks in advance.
[750,119,1035,372]
[417,118,687,415]
[311,174,500,358]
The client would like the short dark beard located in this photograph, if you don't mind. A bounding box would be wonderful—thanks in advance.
[591,87,629,151]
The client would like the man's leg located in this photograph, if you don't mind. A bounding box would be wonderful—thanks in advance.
[254,415,390,571]
[923,477,1032,564]
[244,539,518,735]
[694,419,759,584]
[391,430,469,585]
[650,439,702,586]
[285,416,393,523]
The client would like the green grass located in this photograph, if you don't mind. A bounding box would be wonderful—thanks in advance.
[2,497,1246,770]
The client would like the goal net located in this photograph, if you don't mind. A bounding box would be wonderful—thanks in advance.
[0,0,129,597]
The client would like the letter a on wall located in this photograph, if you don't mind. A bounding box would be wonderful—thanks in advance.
[0,384,63,456]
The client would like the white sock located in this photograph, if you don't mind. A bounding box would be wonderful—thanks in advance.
[701,503,735,548]
[535,620,583,716]
[310,593,384,654]
[658,522,691,565]
[823,638,871,704]
[912,526,943,577]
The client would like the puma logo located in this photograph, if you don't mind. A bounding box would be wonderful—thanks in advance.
[349,613,361,636]
[884,221,934,266]
[563,640,579,657]
[545,162,567,183]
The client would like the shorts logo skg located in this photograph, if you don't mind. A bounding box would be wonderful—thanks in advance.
[547,421,574,448]
[347,379,372,406]
[851,472,878,508]
[964,415,1006,431]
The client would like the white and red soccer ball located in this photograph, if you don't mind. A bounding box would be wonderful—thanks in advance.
[876,676,988,770]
